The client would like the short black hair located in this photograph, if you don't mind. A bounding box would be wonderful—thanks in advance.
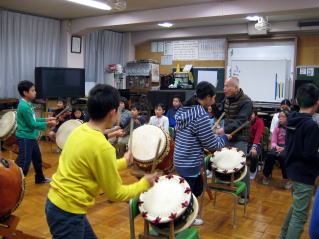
[296,83,319,108]
[57,98,67,106]
[131,103,142,111]
[280,99,291,107]
[88,84,120,120]
[120,97,129,109]
[155,103,165,111]
[72,106,82,115]
[18,80,34,97]
[172,95,182,102]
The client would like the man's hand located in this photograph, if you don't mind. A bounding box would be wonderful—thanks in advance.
[215,128,225,135]
[124,150,134,166]
[226,134,232,140]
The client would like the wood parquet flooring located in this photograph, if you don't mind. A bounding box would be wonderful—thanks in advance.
[0,141,313,239]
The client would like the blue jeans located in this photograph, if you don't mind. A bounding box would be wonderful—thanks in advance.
[16,137,45,183]
[45,199,98,239]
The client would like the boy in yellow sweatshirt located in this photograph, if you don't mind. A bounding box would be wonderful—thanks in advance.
[45,84,158,239]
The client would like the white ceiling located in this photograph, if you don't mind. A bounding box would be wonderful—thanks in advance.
[1,0,319,33]
[0,0,221,19]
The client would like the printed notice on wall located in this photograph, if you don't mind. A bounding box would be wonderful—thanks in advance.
[164,42,173,56]
[161,55,173,65]
[173,40,199,60]
[198,39,225,60]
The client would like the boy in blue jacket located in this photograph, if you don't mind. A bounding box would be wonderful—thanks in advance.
[280,83,319,239]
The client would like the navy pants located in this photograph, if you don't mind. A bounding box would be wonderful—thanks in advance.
[16,137,45,183]
[45,199,98,239]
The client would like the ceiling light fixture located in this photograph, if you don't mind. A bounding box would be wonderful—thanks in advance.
[246,16,260,21]
[158,22,173,28]
[66,0,112,10]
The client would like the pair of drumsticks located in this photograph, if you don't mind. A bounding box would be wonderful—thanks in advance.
[212,112,250,136]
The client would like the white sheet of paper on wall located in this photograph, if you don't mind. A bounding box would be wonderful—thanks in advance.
[198,71,218,87]
[300,67,307,75]
[307,67,314,76]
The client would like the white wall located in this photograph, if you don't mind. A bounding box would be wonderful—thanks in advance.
[60,20,84,68]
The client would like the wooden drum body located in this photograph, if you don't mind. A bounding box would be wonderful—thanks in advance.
[0,158,25,222]
[130,125,174,172]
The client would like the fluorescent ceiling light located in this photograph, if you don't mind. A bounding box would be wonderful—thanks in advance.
[246,16,260,21]
[158,22,173,28]
[66,0,112,10]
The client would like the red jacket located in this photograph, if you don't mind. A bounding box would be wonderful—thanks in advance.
[250,117,264,145]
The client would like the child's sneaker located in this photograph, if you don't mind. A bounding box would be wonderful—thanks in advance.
[206,170,212,179]
[192,218,204,226]
[262,177,269,185]
[35,177,52,184]
[284,181,292,190]
[250,170,257,180]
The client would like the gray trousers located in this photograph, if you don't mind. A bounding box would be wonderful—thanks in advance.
[226,141,250,198]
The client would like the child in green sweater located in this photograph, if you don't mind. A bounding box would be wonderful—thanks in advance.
[16,80,56,184]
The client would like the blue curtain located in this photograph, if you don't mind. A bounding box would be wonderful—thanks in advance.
[84,30,123,83]
[0,9,60,98]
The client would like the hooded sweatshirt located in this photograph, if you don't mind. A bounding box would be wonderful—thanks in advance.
[174,105,228,177]
[285,111,319,185]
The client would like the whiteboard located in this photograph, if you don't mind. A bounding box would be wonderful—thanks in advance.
[230,60,289,102]
[198,71,217,86]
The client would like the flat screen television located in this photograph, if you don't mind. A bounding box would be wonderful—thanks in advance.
[35,67,85,98]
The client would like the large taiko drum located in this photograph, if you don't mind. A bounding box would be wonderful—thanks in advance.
[0,158,25,222]
[210,147,247,183]
[0,111,18,146]
[138,175,198,235]
[130,125,174,172]
[56,119,83,149]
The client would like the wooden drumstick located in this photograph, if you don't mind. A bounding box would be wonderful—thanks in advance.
[151,139,162,173]
[55,106,71,118]
[230,121,250,136]
[128,118,134,151]
[212,112,225,130]
[116,106,121,127]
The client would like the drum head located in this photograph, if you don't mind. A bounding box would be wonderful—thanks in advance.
[215,165,247,183]
[56,120,82,149]
[130,125,166,162]
[210,147,246,174]
[0,112,16,139]
[139,175,198,235]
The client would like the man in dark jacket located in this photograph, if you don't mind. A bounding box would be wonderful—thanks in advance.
[280,83,319,239]
[215,77,253,204]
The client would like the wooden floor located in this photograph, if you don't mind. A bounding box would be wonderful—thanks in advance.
[0,141,313,239]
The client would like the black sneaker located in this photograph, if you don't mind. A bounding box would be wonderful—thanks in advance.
[35,177,52,184]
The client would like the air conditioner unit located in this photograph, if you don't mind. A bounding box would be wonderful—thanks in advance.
[255,16,271,31]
